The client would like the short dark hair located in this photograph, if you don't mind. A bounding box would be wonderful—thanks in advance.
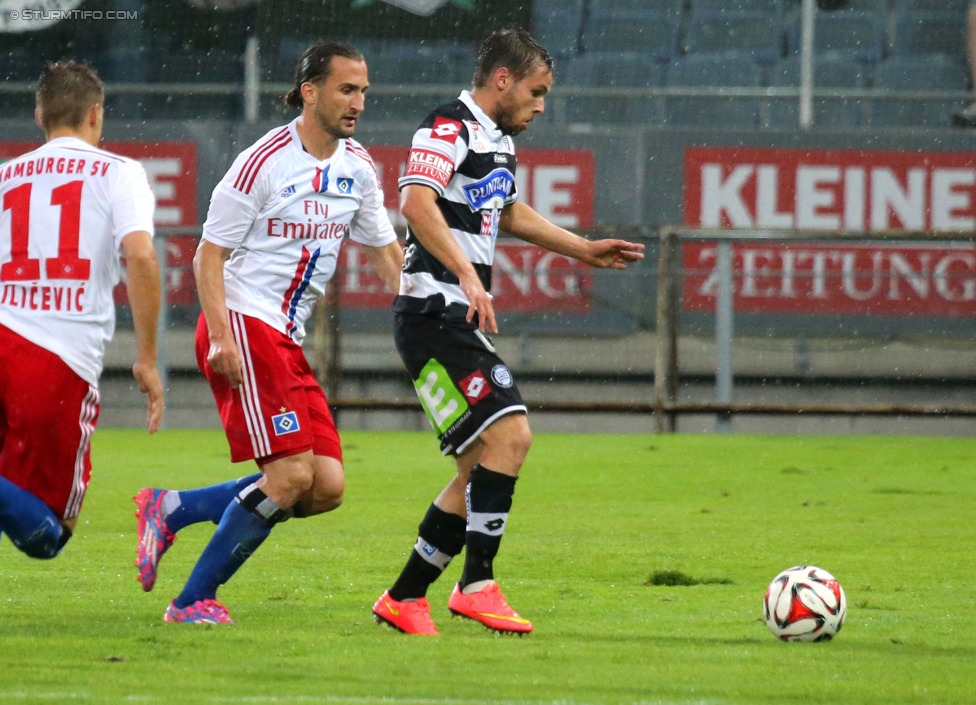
[284,41,365,109]
[472,26,553,89]
[35,61,104,131]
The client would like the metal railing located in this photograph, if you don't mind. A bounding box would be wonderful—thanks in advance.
[653,227,976,432]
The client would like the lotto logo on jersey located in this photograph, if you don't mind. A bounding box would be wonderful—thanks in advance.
[460,370,491,404]
[405,148,454,188]
[311,165,330,193]
[430,117,463,143]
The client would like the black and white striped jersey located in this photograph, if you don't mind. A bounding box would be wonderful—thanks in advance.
[394,91,518,324]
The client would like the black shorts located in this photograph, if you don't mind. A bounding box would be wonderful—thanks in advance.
[394,312,526,456]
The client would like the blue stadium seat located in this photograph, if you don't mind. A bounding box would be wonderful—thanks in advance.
[892,0,970,12]
[590,0,684,17]
[786,10,885,64]
[152,50,242,83]
[870,55,969,127]
[367,44,475,86]
[560,52,664,124]
[682,11,784,65]
[691,0,782,13]
[584,12,681,60]
[664,54,763,127]
[532,0,584,55]
[764,55,868,128]
[888,12,968,58]
[2,49,45,82]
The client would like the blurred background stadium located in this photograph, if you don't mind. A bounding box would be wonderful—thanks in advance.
[2,0,976,436]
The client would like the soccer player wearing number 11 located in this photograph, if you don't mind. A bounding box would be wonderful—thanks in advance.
[0,62,163,560]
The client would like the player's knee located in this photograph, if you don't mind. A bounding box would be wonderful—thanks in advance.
[300,473,344,515]
[16,518,71,560]
[505,422,533,462]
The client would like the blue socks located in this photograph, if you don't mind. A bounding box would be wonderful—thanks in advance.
[173,484,284,608]
[0,476,70,559]
[165,472,262,533]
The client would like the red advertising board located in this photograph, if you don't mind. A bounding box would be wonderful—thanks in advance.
[369,146,595,229]
[0,141,197,226]
[339,239,592,313]
[2,141,595,313]
[683,146,976,317]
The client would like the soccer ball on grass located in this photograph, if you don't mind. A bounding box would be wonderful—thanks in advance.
[763,565,847,642]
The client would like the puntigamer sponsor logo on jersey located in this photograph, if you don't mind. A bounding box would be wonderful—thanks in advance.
[463,169,514,211]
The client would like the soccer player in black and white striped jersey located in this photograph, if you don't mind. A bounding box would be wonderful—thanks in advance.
[372,27,644,636]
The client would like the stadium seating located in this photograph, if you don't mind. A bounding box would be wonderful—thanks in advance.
[532,0,584,56]
[589,0,684,17]
[1,49,45,82]
[764,55,869,128]
[560,52,665,124]
[690,0,782,13]
[664,54,763,127]
[892,0,970,12]
[682,10,784,66]
[786,10,885,64]
[583,11,681,56]
[152,50,242,83]
[870,55,969,127]
[888,11,967,58]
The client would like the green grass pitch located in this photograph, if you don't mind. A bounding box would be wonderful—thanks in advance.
[1,429,974,704]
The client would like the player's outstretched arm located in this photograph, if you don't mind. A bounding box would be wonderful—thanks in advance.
[361,240,405,294]
[400,184,497,333]
[500,201,644,269]
[121,230,164,433]
[193,239,244,388]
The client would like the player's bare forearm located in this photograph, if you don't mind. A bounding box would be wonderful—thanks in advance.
[121,231,160,366]
[193,240,235,341]
[500,201,645,269]
[193,239,244,386]
[121,230,164,432]
[401,184,497,332]
[362,240,405,294]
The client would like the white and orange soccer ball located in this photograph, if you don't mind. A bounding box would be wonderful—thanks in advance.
[763,565,847,642]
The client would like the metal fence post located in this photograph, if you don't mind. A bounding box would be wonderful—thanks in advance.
[715,240,734,433]
[654,228,679,433]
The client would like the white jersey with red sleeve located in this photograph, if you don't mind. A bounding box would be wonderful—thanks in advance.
[202,119,397,344]
[0,137,156,386]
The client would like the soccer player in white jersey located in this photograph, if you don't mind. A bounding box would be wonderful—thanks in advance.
[371,27,644,636]
[0,62,162,560]
[132,41,404,624]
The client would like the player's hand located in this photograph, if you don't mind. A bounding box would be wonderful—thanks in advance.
[459,271,497,334]
[132,360,164,434]
[584,239,645,270]
[207,335,245,389]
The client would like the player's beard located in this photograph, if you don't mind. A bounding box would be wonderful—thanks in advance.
[494,104,526,137]
[324,119,355,140]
